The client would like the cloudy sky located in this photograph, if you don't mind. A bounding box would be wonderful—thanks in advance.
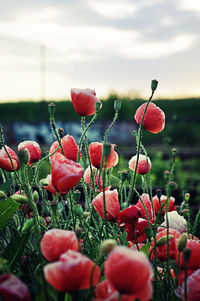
[0,0,200,101]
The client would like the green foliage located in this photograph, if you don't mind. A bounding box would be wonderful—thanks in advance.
[0,198,20,230]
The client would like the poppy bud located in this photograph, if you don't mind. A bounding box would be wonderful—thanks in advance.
[58,128,64,138]
[164,170,171,181]
[75,228,83,240]
[12,194,29,204]
[156,189,162,201]
[118,170,128,183]
[178,233,188,252]
[114,100,121,112]
[100,239,117,255]
[184,193,190,202]
[33,191,39,202]
[183,248,191,262]
[74,205,83,217]
[22,218,35,232]
[151,79,158,92]
[48,103,56,116]
[156,235,174,247]
[172,148,177,159]
[168,181,177,193]
[74,190,81,202]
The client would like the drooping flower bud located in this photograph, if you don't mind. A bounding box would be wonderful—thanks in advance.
[178,233,188,252]
[74,205,83,217]
[48,103,56,116]
[151,79,158,92]
[100,239,117,255]
[156,235,174,247]
[114,100,121,112]
[17,149,29,165]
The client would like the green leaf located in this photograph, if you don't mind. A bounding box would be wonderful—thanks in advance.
[37,159,51,181]
[2,231,31,268]
[0,198,20,231]
[140,243,149,256]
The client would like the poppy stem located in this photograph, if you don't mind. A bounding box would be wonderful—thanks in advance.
[127,90,155,207]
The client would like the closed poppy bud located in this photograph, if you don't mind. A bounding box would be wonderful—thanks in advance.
[134,102,165,134]
[51,153,83,194]
[70,88,102,116]
[74,205,83,217]
[0,274,31,301]
[49,134,80,162]
[178,233,188,252]
[0,145,20,172]
[92,189,120,221]
[105,246,153,299]
[44,250,100,292]
[18,141,41,166]
[17,149,29,165]
[41,229,79,262]
[89,142,118,169]
[156,235,174,247]
[100,239,117,255]
[129,154,151,175]
[151,79,158,92]
[12,194,29,204]
[114,99,121,112]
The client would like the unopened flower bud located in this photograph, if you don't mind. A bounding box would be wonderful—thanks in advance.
[17,149,29,165]
[0,191,7,200]
[100,239,117,255]
[178,233,188,252]
[95,102,101,112]
[83,212,90,218]
[74,205,83,217]
[12,194,29,204]
[114,100,121,112]
[22,218,35,232]
[33,190,39,202]
[118,171,128,183]
[151,79,158,92]
[156,235,174,247]
[183,248,191,262]
[172,148,177,159]
[74,190,81,202]
[103,143,112,159]
[58,128,64,138]
[75,227,83,240]
[168,181,177,193]
[184,193,190,202]
[164,170,171,181]
[156,189,162,201]
[126,170,132,182]
[48,103,56,116]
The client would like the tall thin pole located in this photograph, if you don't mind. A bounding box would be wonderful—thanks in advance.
[40,45,45,101]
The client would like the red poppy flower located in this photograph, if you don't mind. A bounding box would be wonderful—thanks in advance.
[105,246,153,299]
[44,250,100,292]
[129,154,151,175]
[70,88,102,116]
[134,102,165,134]
[18,140,41,165]
[51,153,83,194]
[150,228,181,261]
[89,142,118,169]
[94,279,135,301]
[92,189,120,221]
[136,193,154,223]
[49,134,80,162]
[178,240,200,271]
[153,195,176,216]
[0,145,20,172]
[41,229,79,262]
[0,274,31,301]
[177,269,200,301]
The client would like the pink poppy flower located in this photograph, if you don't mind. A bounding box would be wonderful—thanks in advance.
[0,145,20,172]
[70,88,102,116]
[44,250,100,292]
[89,142,118,169]
[178,269,200,301]
[150,228,181,261]
[136,193,154,223]
[134,102,165,134]
[178,240,200,271]
[105,246,153,300]
[41,229,79,262]
[153,195,176,216]
[51,153,83,194]
[0,274,31,301]
[84,165,102,190]
[92,189,120,221]
[49,134,80,162]
[129,154,151,175]
[42,174,58,195]
[18,140,41,165]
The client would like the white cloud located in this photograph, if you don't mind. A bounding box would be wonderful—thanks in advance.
[176,0,200,13]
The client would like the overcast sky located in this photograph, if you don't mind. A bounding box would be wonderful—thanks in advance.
[0,0,200,101]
